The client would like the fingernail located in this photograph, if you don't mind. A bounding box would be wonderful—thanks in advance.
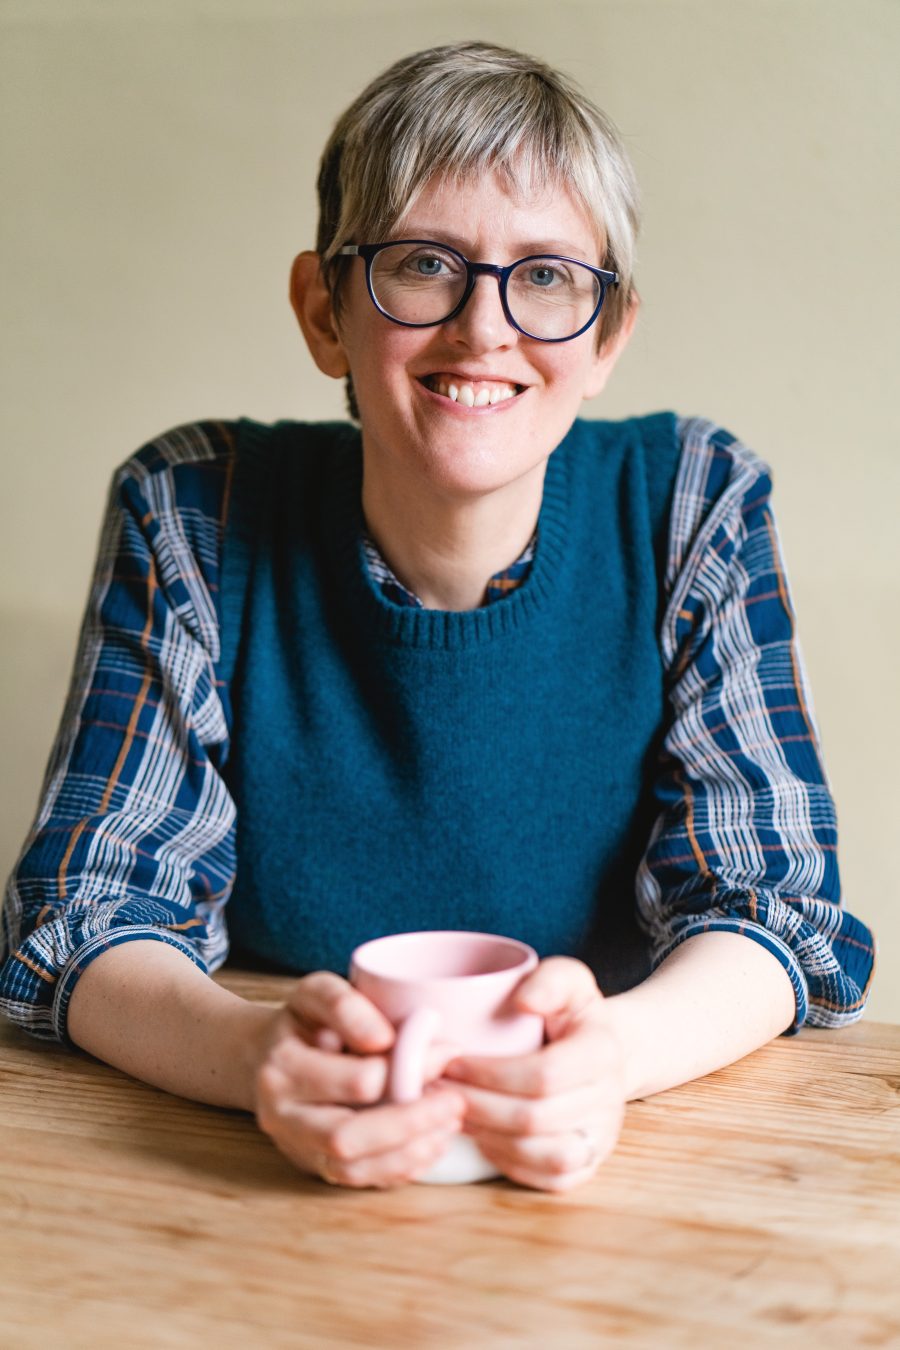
[362,1026,394,1052]
[314,1028,342,1053]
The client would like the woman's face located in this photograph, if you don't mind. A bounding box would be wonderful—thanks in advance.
[327,170,633,500]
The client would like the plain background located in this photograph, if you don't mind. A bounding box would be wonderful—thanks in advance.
[2,0,897,1021]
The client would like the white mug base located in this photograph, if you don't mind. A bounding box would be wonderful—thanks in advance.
[415,1133,500,1185]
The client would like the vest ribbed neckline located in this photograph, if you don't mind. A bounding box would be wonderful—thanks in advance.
[238,417,573,653]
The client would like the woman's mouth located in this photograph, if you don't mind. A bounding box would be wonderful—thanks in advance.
[421,375,524,407]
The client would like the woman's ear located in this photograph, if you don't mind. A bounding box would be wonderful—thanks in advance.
[582,291,640,401]
[290,251,350,379]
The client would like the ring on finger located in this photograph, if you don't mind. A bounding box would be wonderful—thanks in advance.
[574,1126,602,1169]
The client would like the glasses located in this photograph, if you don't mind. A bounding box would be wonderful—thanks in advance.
[337,240,618,343]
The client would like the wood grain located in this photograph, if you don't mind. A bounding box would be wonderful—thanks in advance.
[0,971,897,1348]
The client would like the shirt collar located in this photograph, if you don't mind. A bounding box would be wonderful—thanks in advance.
[360,529,537,609]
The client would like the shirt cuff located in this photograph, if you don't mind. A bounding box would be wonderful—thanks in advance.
[649,917,810,1033]
[53,926,209,1045]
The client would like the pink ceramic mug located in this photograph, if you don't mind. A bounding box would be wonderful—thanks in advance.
[349,930,544,1184]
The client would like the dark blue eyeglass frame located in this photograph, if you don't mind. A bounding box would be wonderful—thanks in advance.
[337,240,619,343]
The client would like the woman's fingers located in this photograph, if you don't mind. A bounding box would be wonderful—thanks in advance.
[251,974,471,1189]
[444,999,621,1101]
[444,1043,564,1096]
[287,972,396,1053]
[470,1118,621,1193]
[313,1027,343,1053]
[448,1078,607,1136]
[512,957,612,1044]
[264,1021,458,1110]
[322,1126,462,1189]
[477,1151,598,1195]
[317,1087,466,1161]
[310,1030,458,1079]
[266,1034,390,1105]
[512,956,599,1019]
[445,1026,607,1097]
[258,1080,465,1189]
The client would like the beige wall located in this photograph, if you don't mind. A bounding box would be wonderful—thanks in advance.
[2,0,897,1020]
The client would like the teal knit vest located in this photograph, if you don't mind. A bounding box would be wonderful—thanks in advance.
[218,414,680,992]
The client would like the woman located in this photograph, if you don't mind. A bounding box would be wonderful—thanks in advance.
[0,42,874,1191]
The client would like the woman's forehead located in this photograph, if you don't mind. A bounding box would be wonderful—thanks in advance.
[393,168,603,258]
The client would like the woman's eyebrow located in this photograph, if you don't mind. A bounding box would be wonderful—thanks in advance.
[390,229,594,259]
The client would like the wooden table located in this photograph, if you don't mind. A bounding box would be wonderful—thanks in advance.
[1,971,898,1348]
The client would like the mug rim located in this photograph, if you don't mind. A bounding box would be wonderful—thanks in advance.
[349,929,538,984]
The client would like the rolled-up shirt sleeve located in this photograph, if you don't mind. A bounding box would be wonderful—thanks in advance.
[636,417,875,1031]
[0,423,237,1042]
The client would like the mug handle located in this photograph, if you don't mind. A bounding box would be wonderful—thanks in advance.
[387,1007,442,1104]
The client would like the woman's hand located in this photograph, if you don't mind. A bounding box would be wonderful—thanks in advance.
[250,971,465,1189]
[443,957,626,1193]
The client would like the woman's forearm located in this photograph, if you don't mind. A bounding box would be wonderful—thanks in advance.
[66,941,271,1110]
[66,932,797,1118]
[605,930,797,1101]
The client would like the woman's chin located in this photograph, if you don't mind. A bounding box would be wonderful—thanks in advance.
[406,449,546,503]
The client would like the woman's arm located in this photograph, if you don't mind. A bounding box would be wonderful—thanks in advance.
[67,939,465,1186]
[636,417,874,1028]
[604,929,796,1100]
[0,424,237,1041]
[67,940,268,1108]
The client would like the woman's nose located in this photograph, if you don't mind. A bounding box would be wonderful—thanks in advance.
[443,274,517,351]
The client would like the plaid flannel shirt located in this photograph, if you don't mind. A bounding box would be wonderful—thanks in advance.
[0,416,875,1040]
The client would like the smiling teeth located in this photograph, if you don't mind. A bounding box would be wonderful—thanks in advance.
[430,377,519,406]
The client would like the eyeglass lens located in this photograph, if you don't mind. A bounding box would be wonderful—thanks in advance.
[368,243,602,340]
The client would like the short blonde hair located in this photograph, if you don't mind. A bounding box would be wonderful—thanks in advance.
[315,41,641,413]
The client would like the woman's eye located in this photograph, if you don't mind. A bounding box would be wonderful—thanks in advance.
[529,266,559,287]
[409,254,448,276]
